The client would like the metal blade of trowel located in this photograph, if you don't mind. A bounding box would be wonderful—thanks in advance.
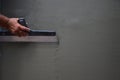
[0,18,58,43]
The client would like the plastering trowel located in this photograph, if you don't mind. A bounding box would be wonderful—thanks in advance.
[0,18,58,43]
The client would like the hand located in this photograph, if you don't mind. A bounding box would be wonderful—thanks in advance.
[7,18,30,37]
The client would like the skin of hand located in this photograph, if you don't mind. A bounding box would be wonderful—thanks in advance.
[7,18,30,37]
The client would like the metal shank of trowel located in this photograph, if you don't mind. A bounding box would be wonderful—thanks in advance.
[0,18,56,36]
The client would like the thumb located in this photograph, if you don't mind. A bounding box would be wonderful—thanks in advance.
[19,26,30,32]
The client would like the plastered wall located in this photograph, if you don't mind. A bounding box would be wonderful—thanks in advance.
[0,0,120,80]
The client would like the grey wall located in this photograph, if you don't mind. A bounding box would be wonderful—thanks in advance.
[0,0,2,79]
[0,0,120,80]
[0,0,1,10]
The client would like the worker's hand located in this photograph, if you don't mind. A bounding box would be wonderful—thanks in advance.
[7,18,30,37]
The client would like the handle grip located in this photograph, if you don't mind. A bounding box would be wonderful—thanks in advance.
[18,18,28,27]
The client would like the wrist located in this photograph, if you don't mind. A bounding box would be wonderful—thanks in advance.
[5,18,10,28]
[0,14,10,28]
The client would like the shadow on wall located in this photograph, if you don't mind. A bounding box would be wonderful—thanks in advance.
[0,43,31,80]
[0,56,2,80]
[0,42,58,80]
[0,43,4,80]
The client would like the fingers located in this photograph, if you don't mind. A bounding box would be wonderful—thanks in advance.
[7,18,30,37]
[17,31,28,37]
[17,19,30,37]
[11,26,30,37]
[19,26,30,32]
[18,26,30,37]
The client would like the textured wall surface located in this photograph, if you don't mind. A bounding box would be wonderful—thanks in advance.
[0,0,120,80]
[0,0,2,79]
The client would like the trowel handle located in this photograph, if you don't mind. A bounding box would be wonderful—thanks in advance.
[18,18,28,28]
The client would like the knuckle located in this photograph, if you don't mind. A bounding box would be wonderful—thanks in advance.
[11,30,16,34]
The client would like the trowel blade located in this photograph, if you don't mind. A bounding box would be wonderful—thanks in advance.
[0,36,58,42]
[0,30,58,43]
